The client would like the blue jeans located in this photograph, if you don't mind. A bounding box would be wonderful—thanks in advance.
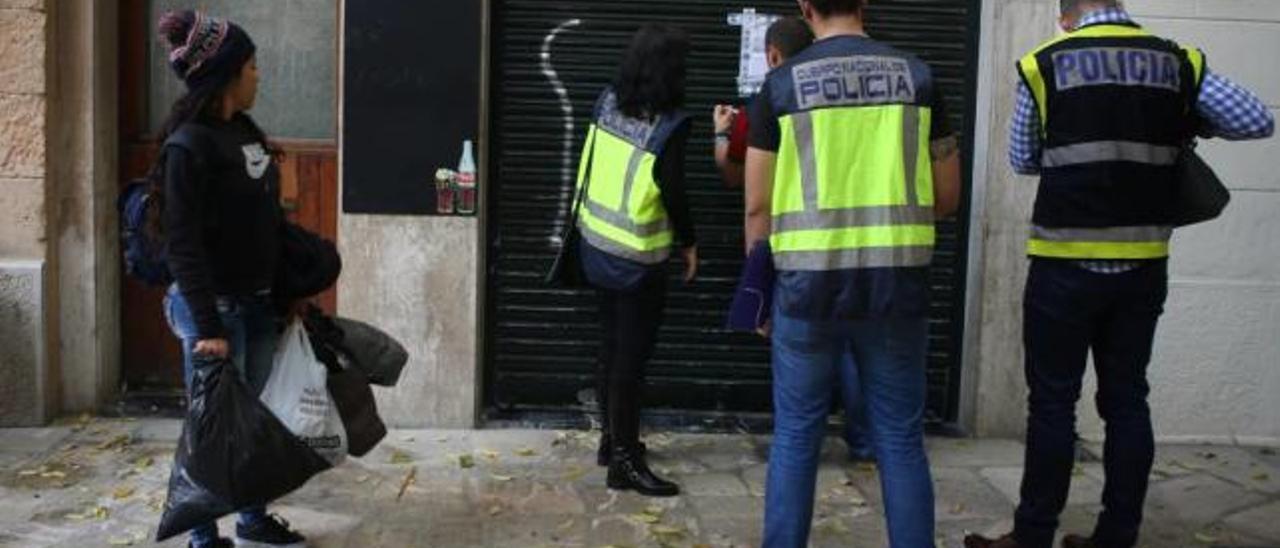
[836,357,873,459]
[163,284,279,546]
[763,312,935,548]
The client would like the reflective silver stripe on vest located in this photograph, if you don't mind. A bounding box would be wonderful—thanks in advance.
[1030,225,1173,242]
[1041,141,1179,168]
[583,200,671,237]
[579,223,671,265]
[902,105,920,206]
[618,147,647,214]
[792,111,820,210]
[774,205,933,233]
[773,246,934,271]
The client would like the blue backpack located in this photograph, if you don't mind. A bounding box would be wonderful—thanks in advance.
[118,177,172,286]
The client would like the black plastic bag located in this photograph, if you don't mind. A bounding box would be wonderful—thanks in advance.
[302,305,408,388]
[326,363,388,457]
[303,306,389,456]
[154,436,236,541]
[156,358,332,541]
[333,317,408,387]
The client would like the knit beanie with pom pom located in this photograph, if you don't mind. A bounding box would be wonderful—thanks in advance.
[157,10,256,94]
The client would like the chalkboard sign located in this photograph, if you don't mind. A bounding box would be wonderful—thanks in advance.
[343,0,482,215]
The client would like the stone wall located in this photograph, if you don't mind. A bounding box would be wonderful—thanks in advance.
[0,0,53,426]
[336,216,482,428]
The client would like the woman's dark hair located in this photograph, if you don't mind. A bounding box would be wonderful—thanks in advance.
[149,10,275,237]
[613,24,690,119]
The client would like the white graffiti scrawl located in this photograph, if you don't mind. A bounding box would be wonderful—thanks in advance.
[541,18,583,227]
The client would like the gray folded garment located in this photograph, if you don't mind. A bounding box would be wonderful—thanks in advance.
[334,317,408,387]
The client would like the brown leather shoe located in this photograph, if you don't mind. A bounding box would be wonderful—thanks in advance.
[1061,535,1097,548]
[963,533,1023,548]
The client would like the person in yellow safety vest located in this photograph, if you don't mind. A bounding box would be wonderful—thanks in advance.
[965,1,1273,548]
[716,17,875,465]
[744,0,962,545]
[575,24,699,498]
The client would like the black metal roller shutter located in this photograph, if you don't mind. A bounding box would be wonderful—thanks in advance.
[486,0,978,425]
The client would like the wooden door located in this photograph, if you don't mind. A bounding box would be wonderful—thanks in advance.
[119,0,340,390]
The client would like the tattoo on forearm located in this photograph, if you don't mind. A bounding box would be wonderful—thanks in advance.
[930,135,959,160]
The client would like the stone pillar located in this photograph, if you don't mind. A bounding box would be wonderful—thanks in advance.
[0,0,55,426]
[48,0,121,414]
[964,0,1059,438]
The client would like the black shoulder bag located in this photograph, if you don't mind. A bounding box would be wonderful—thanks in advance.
[1170,63,1230,227]
[545,132,595,287]
[1171,141,1230,227]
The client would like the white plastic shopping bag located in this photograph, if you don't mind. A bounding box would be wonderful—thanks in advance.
[261,319,348,465]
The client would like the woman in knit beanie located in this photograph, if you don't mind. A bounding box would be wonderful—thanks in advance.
[153,11,305,548]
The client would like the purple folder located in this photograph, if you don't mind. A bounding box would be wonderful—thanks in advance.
[726,241,775,332]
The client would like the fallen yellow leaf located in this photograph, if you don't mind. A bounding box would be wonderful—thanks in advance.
[630,513,660,524]
[97,434,130,451]
[514,448,537,457]
[389,449,413,464]
[562,465,586,482]
[112,486,136,500]
[458,454,476,468]
[649,524,684,536]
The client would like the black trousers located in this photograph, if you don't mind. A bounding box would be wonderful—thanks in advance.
[595,271,667,452]
[1015,259,1168,548]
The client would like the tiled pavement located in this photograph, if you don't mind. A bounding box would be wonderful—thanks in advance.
[0,418,1276,547]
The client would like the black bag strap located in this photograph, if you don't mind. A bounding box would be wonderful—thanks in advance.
[565,127,597,234]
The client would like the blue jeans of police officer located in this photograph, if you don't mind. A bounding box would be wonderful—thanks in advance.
[763,310,935,548]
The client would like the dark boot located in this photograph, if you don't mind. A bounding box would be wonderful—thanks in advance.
[607,445,679,497]
[963,533,1023,548]
[597,434,646,467]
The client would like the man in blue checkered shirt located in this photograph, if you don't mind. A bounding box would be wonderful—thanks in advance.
[968,1,1274,548]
